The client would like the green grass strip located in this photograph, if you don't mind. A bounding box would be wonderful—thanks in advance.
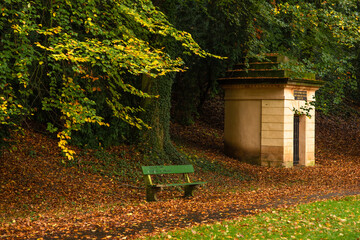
[149,195,360,239]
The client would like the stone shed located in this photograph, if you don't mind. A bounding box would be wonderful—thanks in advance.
[219,54,324,168]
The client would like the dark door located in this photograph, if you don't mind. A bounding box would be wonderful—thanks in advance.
[293,115,300,165]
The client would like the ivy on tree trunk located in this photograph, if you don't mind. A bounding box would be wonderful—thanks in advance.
[141,74,187,164]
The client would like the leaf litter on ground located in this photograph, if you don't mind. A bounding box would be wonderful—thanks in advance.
[1,106,360,239]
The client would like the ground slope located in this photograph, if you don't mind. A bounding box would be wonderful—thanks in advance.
[1,102,360,239]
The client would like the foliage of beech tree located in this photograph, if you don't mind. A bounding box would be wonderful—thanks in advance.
[2,0,360,161]
[0,0,217,159]
[263,0,360,112]
[154,0,267,124]
[156,0,360,122]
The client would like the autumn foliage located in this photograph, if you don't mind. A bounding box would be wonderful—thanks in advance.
[0,0,217,159]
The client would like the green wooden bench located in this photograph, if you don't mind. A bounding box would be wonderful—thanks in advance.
[141,165,206,202]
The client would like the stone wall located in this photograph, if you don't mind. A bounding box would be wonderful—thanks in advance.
[223,84,318,167]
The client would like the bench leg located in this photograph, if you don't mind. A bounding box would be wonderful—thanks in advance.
[184,185,198,198]
[146,186,161,202]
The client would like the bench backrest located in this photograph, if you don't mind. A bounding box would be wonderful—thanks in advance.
[142,165,194,175]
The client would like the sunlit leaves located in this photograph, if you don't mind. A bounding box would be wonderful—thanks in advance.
[0,0,214,158]
[117,0,222,60]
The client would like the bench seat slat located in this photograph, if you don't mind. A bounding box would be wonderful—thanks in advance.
[150,181,206,188]
[142,165,194,175]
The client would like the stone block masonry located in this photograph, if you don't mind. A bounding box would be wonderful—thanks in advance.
[220,54,323,167]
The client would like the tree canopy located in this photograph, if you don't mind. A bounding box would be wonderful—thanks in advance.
[0,0,217,158]
[2,0,360,158]
[263,0,360,110]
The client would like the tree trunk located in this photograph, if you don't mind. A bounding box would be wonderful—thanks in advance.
[141,73,187,165]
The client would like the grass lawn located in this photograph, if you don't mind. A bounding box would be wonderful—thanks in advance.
[149,195,360,239]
